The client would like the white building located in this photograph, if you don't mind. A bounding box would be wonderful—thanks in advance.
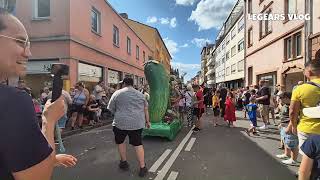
[215,0,244,88]
[206,46,216,87]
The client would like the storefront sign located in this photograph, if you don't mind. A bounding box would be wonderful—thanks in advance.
[27,60,58,74]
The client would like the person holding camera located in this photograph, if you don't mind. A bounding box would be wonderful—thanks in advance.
[0,8,76,180]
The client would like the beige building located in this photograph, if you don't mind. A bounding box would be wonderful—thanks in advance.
[200,44,214,85]
[122,14,172,74]
[309,0,320,60]
[245,0,306,92]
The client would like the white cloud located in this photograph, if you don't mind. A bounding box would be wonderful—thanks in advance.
[171,61,201,82]
[160,18,170,25]
[188,0,236,31]
[147,16,177,28]
[191,38,212,48]
[175,0,198,6]
[170,17,177,28]
[163,38,179,56]
[180,43,189,48]
[146,16,158,23]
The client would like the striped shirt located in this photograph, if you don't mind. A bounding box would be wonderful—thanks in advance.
[107,87,148,130]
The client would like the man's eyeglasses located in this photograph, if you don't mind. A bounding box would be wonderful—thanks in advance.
[0,34,30,51]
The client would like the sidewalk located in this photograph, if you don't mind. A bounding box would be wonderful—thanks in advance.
[61,118,113,138]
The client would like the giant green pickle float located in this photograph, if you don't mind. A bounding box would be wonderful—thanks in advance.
[143,60,182,140]
[144,60,170,123]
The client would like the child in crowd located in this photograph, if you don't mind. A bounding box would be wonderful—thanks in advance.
[245,97,259,136]
[276,92,299,166]
[212,90,221,127]
[224,91,236,127]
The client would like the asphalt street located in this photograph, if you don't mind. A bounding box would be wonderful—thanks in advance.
[53,110,298,180]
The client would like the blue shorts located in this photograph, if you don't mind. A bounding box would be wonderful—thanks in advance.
[249,118,257,127]
[284,132,298,149]
[58,115,68,129]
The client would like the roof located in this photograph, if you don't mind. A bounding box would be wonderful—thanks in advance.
[123,18,172,59]
[103,0,153,53]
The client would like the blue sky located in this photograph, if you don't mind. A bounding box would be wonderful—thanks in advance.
[108,0,236,81]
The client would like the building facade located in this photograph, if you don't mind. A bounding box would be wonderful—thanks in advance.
[15,0,152,95]
[245,0,306,92]
[309,0,320,60]
[122,16,172,74]
[214,0,245,89]
[206,46,216,87]
[200,44,214,86]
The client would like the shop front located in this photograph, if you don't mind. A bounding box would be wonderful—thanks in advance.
[25,59,59,97]
[225,79,244,89]
[257,72,277,94]
[78,62,103,92]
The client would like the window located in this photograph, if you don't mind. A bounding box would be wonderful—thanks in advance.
[127,37,131,54]
[231,28,236,39]
[238,16,244,32]
[34,0,50,18]
[226,34,230,45]
[231,64,236,74]
[285,0,297,20]
[231,45,236,57]
[226,67,230,76]
[143,51,146,62]
[295,33,301,57]
[136,45,140,60]
[238,39,244,52]
[260,9,272,39]
[285,37,292,60]
[248,27,253,47]
[248,67,253,85]
[248,0,252,14]
[91,8,100,34]
[113,25,119,46]
[226,51,230,60]
[284,32,302,61]
[238,60,244,72]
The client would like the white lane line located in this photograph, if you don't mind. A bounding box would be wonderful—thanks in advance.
[154,127,194,180]
[149,149,172,173]
[167,171,179,180]
[184,138,196,152]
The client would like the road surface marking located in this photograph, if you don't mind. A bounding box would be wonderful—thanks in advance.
[149,149,172,173]
[167,171,179,180]
[154,127,194,180]
[185,138,196,152]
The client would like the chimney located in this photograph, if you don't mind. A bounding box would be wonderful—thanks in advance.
[119,13,128,19]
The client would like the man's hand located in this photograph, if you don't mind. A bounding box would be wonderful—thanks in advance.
[42,96,65,124]
[55,154,77,168]
[285,124,297,135]
[146,121,151,129]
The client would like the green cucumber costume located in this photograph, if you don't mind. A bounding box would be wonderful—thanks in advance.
[143,60,182,140]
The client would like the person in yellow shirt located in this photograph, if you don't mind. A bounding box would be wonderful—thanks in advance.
[286,58,320,155]
[212,90,221,127]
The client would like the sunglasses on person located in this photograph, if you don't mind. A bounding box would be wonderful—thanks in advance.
[0,34,30,52]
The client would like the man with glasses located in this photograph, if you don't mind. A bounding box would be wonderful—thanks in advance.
[0,8,76,180]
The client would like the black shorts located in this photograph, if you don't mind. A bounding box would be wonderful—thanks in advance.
[70,104,86,114]
[193,108,204,118]
[113,126,143,146]
[213,107,220,117]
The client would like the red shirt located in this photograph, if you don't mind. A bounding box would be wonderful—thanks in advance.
[196,90,205,109]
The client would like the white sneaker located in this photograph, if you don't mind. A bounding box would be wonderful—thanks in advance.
[258,125,268,130]
[276,154,289,159]
[282,158,298,166]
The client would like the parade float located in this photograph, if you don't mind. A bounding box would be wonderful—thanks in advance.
[142,60,182,140]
